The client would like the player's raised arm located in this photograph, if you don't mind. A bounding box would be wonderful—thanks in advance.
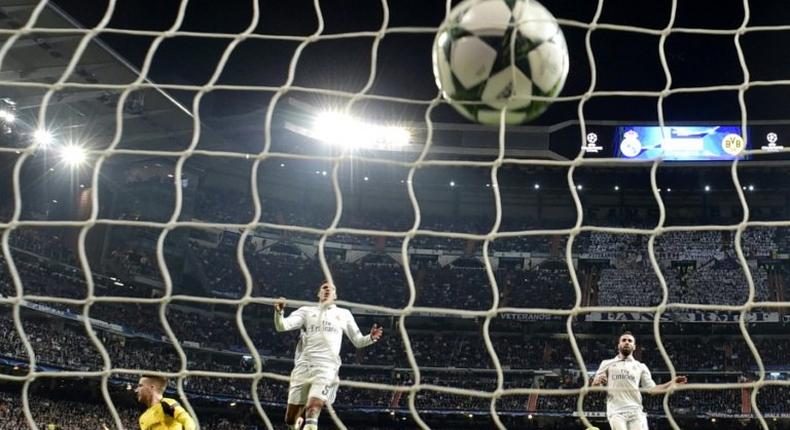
[647,375,687,394]
[274,298,306,332]
[638,361,687,394]
[342,310,381,348]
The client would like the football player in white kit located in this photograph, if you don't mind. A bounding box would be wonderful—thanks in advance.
[274,283,383,430]
[592,332,687,430]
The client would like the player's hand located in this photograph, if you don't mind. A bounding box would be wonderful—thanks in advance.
[673,375,688,385]
[592,374,607,386]
[370,324,383,341]
[274,297,286,312]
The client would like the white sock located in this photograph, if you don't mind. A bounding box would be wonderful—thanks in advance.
[303,418,318,430]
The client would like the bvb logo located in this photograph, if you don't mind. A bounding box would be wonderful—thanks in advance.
[722,133,745,156]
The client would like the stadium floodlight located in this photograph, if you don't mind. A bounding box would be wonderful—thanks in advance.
[312,111,410,149]
[614,185,620,191]
[449,181,456,187]
[704,185,711,192]
[34,129,54,146]
[576,184,583,190]
[534,183,540,190]
[748,185,754,191]
[59,144,87,167]
[363,176,369,181]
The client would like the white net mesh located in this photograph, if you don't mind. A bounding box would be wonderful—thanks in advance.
[0,0,789,429]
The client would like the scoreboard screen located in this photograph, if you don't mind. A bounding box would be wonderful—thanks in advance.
[613,125,747,161]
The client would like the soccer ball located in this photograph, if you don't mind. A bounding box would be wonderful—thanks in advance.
[432,0,569,125]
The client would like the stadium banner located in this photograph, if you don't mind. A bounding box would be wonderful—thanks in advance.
[614,125,748,161]
[587,311,779,323]
[92,319,110,329]
[571,411,606,418]
[499,313,565,321]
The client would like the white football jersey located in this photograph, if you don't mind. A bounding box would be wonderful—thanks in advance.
[594,354,656,415]
[274,304,375,369]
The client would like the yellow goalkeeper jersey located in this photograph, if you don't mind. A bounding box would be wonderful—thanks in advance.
[139,398,196,430]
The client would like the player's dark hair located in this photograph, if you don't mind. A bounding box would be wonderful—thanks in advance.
[619,331,635,342]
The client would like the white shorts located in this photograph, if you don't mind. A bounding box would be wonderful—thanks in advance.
[287,363,339,405]
[608,409,648,430]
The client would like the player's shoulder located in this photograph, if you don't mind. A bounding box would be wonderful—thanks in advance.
[336,306,354,317]
[159,398,184,417]
[161,397,183,408]
[327,306,354,320]
[598,356,618,366]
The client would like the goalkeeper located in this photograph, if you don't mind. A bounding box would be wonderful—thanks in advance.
[135,375,196,430]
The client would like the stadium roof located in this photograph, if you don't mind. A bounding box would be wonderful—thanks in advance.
[2,0,790,162]
[0,0,243,155]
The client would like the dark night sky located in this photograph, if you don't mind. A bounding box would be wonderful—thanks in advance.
[49,0,790,126]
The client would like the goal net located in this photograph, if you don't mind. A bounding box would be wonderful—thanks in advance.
[0,0,789,429]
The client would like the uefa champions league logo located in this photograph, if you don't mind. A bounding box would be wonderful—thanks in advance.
[762,132,783,152]
[583,132,603,153]
[619,129,642,158]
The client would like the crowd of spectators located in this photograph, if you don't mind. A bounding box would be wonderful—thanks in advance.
[3,192,790,426]
[15,300,788,376]
[0,392,138,430]
[5,211,788,308]
[0,391,277,430]
[597,260,771,307]
[3,310,790,396]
